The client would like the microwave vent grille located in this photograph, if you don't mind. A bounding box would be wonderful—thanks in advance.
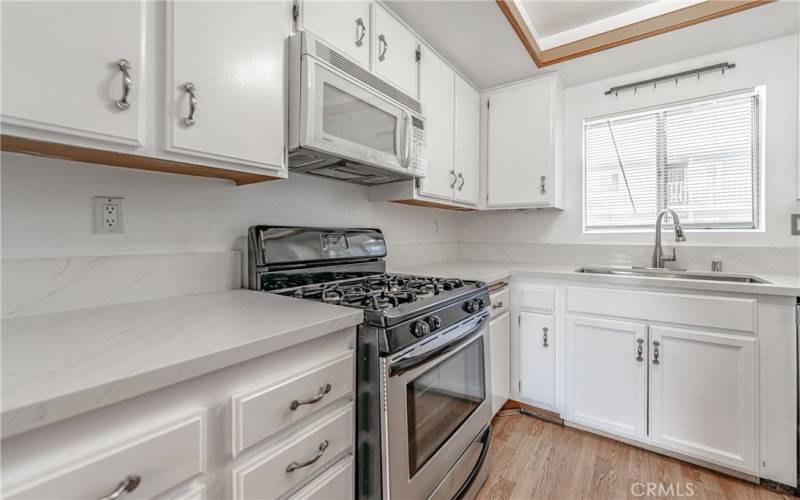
[314,40,422,114]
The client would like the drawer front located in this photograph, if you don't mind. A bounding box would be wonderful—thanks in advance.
[489,287,510,318]
[6,412,205,500]
[287,455,353,500]
[232,404,353,500]
[232,352,353,456]
[566,286,757,332]
[518,285,555,312]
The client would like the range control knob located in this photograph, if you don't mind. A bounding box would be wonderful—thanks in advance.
[463,300,479,314]
[475,298,486,310]
[425,315,443,331]
[410,320,431,338]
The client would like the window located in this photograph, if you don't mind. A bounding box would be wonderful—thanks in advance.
[583,90,761,231]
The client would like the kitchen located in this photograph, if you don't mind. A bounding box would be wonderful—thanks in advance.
[1,1,799,499]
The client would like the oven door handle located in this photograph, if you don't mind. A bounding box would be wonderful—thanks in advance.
[389,311,489,376]
[454,426,492,500]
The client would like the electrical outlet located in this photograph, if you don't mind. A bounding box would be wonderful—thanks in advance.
[93,196,124,234]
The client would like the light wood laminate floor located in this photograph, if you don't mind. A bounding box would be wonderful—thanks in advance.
[476,412,795,499]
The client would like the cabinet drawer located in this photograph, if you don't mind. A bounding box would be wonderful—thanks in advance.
[286,455,353,500]
[566,286,756,332]
[489,287,510,318]
[231,352,353,456]
[6,412,205,500]
[518,285,555,312]
[232,404,353,500]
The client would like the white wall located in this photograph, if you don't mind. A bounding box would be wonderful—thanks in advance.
[0,152,461,263]
[462,34,800,247]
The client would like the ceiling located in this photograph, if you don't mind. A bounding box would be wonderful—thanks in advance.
[384,0,800,89]
[520,0,657,38]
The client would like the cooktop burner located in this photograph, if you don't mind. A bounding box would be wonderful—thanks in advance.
[272,273,469,312]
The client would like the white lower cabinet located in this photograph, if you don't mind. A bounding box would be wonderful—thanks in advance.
[519,312,556,409]
[565,315,648,441]
[489,311,511,415]
[649,326,758,472]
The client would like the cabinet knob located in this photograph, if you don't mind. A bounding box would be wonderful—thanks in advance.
[378,34,388,61]
[542,326,549,347]
[113,59,133,111]
[98,474,140,500]
[182,82,198,127]
[355,17,366,47]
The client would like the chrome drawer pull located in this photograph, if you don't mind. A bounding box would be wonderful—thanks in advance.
[378,34,388,61]
[290,383,332,410]
[449,170,457,188]
[542,326,549,347]
[98,474,140,500]
[286,440,329,473]
[652,341,661,365]
[355,17,366,47]
[636,338,644,362]
[457,173,465,191]
[539,175,546,194]
[182,82,197,127]
[114,59,133,111]
[491,301,503,309]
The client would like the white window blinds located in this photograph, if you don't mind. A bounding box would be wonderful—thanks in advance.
[584,91,760,231]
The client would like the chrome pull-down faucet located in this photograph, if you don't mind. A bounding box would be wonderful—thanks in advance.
[651,209,686,269]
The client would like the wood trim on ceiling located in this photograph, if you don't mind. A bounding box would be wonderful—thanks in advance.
[496,0,773,68]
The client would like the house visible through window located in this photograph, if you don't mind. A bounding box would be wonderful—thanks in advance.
[583,90,761,231]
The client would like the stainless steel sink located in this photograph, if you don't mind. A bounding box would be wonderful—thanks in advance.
[574,266,771,284]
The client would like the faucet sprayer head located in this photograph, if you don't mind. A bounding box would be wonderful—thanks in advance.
[674,224,686,242]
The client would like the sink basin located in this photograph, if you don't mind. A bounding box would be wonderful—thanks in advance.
[575,266,771,284]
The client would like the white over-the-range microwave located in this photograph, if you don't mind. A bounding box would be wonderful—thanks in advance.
[288,31,427,185]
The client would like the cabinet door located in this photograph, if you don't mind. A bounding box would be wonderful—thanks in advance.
[1,1,144,147]
[519,312,555,408]
[489,311,511,415]
[453,74,480,205]
[301,0,371,68]
[167,1,288,171]
[372,3,418,98]
[649,326,757,472]
[486,77,554,207]
[565,315,647,440]
[417,45,454,201]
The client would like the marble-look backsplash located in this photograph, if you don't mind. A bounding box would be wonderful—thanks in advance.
[458,242,800,275]
[2,251,241,318]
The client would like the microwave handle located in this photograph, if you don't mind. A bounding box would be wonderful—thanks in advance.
[399,111,412,168]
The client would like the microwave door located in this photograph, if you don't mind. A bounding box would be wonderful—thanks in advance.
[305,62,407,172]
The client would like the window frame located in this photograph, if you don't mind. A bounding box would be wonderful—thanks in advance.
[582,87,766,234]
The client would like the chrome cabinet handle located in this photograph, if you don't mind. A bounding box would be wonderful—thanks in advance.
[355,17,366,47]
[378,34,388,61]
[652,341,661,365]
[98,474,140,500]
[539,175,546,194]
[114,59,133,111]
[491,301,503,309]
[182,83,197,127]
[636,338,644,362]
[290,383,332,410]
[449,170,457,188]
[542,326,549,347]
[286,440,329,472]
[457,173,465,191]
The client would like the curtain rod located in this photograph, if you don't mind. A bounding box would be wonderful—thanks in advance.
[604,62,735,96]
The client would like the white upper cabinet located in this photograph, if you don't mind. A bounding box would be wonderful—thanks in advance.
[417,46,455,201]
[453,74,480,205]
[300,1,371,68]
[371,3,419,98]
[649,326,758,472]
[485,74,564,209]
[166,0,289,171]
[1,1,145,148]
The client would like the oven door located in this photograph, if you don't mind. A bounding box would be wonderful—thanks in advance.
[301,56,414,175]
[382,312,492,500]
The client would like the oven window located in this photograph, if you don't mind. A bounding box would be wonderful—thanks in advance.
[322,83,397,155]
[406,338,485,476]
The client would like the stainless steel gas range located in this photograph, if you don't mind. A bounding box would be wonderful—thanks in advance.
[248,226,493,500]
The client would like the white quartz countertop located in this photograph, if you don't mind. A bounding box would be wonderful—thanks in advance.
[391,260,800,297]
[1,289,363,438]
